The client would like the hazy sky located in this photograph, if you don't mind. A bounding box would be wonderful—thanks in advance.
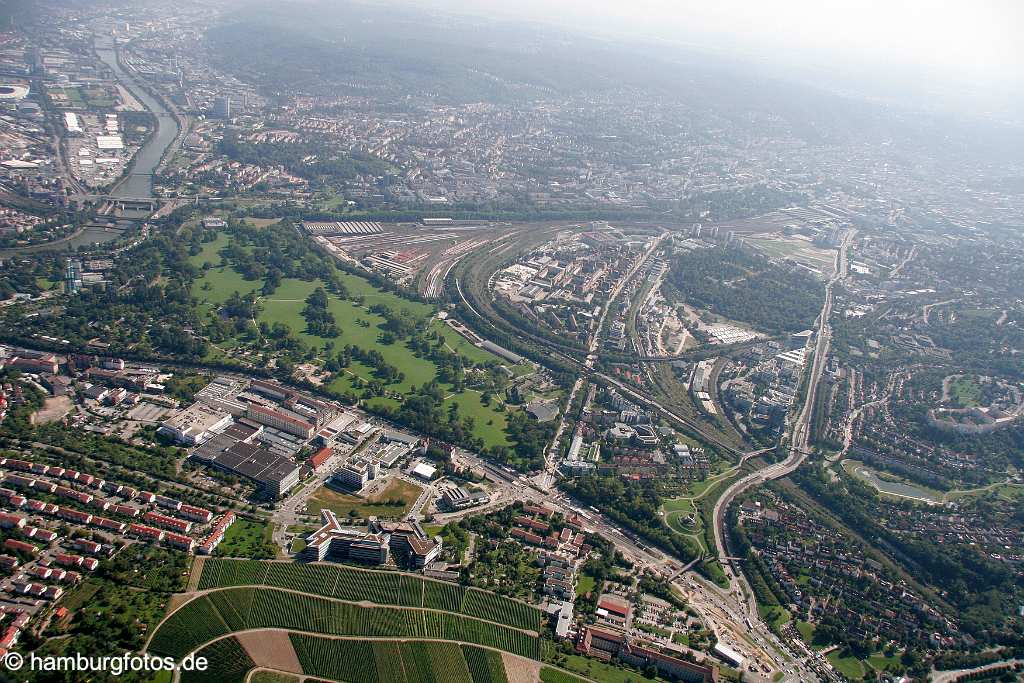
[415,0,1023,103]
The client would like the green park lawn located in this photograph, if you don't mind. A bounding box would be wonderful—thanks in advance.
[795,620,816,643]
[663,497,695,515]
[214,518,277,559]
[759,605,791,631]
[556,653,667,683]
[867,652,902,673]
[827,651,865,679]
[189,232,513,447]
[949,375,983,407]
[442,391,510,448]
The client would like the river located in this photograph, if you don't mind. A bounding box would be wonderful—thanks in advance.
[0,41,180,258]
[94,37,180,199]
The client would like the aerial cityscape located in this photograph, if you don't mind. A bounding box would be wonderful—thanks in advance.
[0,0,1021,682]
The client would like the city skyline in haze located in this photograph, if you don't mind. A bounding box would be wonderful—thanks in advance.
[407,0,1023,112]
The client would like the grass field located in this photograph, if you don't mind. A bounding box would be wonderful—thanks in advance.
[662,496,695,514]
[949,375,983,407]
[827,651,865,679]
[575,574,596,597]
[189,232,512,448]
[215,518,277,559]
[866,652,902,673]
[554,653,657,683]
[307,478,423,519]
[759,605,791,632]
[441,391,510,448]
[795,620,815,643]
[242,218,281,229]
[662,494,706,553]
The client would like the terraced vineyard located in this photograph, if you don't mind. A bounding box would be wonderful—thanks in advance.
[197,559,541,631]
[289,635,510,683]
[149,587,541,660]
[148,595,231,659]
[180,636,255,683]
[462,645,508,683]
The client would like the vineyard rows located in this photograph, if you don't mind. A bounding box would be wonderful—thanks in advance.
[197,557,270,589]
[289,634,512,683]
[179,637,255,683]
[462,645,509,683]
[148,595,231,659]
[198,559,541,631]
[150,587,540,660]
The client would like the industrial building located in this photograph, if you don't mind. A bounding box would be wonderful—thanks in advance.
[440,486,490,511]
[301,221,383,236]
[577,626,718,683]
[245,403,315,439]
[192,435,300,498]
[158,403,233,445]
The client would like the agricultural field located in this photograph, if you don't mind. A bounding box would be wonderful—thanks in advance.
[196,559,543,632]
[148,586,541,660]
[306,477,423,519]
[147,594,231,659]
[289,635,513,683]
[462,646,509,683]
[180,636,255,683]
[250,673,301,683]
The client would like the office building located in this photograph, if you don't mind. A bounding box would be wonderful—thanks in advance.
[330,457,376,492]
[302,510,389,564]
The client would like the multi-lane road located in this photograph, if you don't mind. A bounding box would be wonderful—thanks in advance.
[711,229,854,613]
[446,225,859,677]
[270,226,855,680]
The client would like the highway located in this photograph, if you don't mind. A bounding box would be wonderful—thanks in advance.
[442,448,804,679]
[711,229,855,609]
[445,226,825,677]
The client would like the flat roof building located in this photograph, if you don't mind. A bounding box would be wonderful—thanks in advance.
[158,404,233,445]
[302,510,389,564]
[441,487,490,511]
[192,437,300,498]
[330,457,376,492]
[246,404,315,439]
[411,462,437,481]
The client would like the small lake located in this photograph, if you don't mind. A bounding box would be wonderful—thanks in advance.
[850,464,941,503]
